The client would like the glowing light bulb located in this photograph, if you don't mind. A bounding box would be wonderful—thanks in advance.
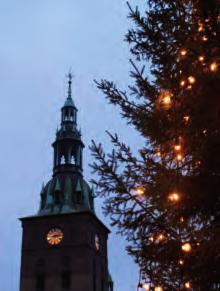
[180,49,187,56]
[188,76,196,84]
[158,90,172,110]
[168,192,180,203]
[136,187,144,195]
[174,145,181,151]
[180,217,184,223]
[179,259,184,265]
[176,154,183,161]
[156,151,161,157]
[163,95,171,105]
[202,36,208,41]
[155,286,163,291]
[183,116,190,123]
[143,283,150,290]
[198,56,205,62]
[210,62,218,72]
[157,234,165,241]
[182,243,192,253]
[180,80,185,87]
[185,282,191,289]
[198,23,203,32]
[148,236,154,242]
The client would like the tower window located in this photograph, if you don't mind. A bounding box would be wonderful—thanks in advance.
[61,270,71,289]
[76,191,83,203]
[54,191,60,204]
[60,155,66,165]
[36,273,45,290]
[71,155,75,165]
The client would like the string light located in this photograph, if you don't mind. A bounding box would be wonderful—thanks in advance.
[198,56,205,62]
[198,22,203,32]
[188,76,196,84]
[142,284,150,290]
[179,259,184,265]
[158,90,172,110]
[148,236,154,242]
[156,151,161,157]
[180,49,187,56]
[155,286,163,291]
[176,154,183,161]
[185,282,192,289]
[174,144,181,151]
[136,187,145,195]
[157,234,165,242]
[182,243,192,253]
[180,80,186,87]
[168,192,180,203]
[183,116,190,123]
[202,36,208,41]
[210,62,218,72]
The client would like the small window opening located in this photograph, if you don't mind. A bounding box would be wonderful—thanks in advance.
[61,270,71,289]
[36,273,45,290]
[54,191,60,204]
[76,191,83,203]
[71,156,75,164]
[61,155,65,165]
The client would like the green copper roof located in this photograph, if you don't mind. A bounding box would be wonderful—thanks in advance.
[38,173,95,215]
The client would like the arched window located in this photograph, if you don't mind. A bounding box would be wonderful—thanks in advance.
[36,273,45,290]
[61,270,71,289]
[71,155,75,165]
[60,155,65,165]
[76,191,83,203]
[54,191,60,204]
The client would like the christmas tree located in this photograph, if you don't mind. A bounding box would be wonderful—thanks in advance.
[90,1,220,290]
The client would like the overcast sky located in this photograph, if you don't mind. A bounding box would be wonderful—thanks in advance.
[0,1,145,290]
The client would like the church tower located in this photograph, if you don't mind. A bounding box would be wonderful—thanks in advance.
[19,74,114,291]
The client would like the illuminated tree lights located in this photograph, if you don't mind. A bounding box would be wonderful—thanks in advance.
[91,0,220,290]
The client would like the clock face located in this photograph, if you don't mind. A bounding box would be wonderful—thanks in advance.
[47,228,63,245]
[95,234,100,251]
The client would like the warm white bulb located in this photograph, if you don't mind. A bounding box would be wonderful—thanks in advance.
[148,236,154,242]
[180,49,187,56]
[210,62,218,72]
[198,55,205,62]
[155,287,163,291]
[182,243,192,253]
[188,76,196,84]
[168,192,180,202]
[174,145,181,151]
[185,282,191,289]
[180,80,185,87]
[142,283,150,290]
[136,187,144,195]
[157,234,165,241]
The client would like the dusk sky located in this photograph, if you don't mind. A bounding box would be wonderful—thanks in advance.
[0,1,145,290]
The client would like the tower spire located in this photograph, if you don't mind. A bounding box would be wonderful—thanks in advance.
[67,71,73,100]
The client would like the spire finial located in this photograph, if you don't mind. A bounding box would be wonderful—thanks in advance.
[67,69,73,100]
